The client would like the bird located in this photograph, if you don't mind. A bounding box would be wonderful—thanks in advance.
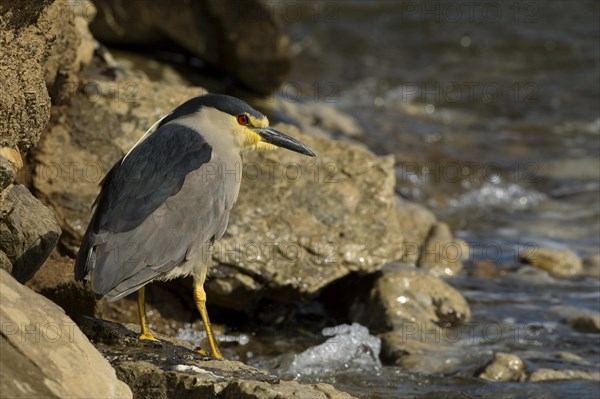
[75,94,316,358]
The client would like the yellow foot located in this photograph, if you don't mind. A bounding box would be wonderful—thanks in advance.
[195,348,224,359]
[138,333,160,342]
[196,348,209,357]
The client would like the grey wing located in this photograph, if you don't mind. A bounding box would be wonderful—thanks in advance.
[74,122,240,301]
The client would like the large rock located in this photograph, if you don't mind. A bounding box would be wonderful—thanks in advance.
[351,264,471,333]
[349,264,471,372]
[90,0,291,94]
[0,184,61,283]
[0,269,132,398]
[210,128,407,309]
[79,317,356,399]
[0,0,83,152]
[520,247,583,278]
[0,0,93,284]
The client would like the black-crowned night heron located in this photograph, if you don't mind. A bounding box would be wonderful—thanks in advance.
[75,94,315,358]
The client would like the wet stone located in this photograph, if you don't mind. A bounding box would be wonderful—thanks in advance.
[520,247,583,278]
[551,305,600,334]
[350,264,471,333]
[582,254,600,278]
[528,368,600,382]
[478,352,527,382]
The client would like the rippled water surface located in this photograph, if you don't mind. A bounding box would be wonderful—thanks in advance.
[257,1,599,397]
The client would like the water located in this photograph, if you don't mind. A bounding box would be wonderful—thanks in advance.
[284,323,382,378]
[257,1,600,397]
[147,1,599,396]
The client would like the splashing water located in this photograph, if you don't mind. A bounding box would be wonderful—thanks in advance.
[286,323,382,378]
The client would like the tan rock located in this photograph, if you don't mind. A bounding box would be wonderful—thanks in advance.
[0,270,132,398]
[418,222,468,277]
[1,1,50,151]
[478,352,526,382]
[0,184,61,283]
[0,152,18,190]
[90,0,291,94]
[394,199,437,265]
[555,352,587,363]
[214,128,406,306]
[520,247,582,278]
[529,368,600,382]
[551,305,600,334]
[73,1,97,67]
[350,265,471,373]
[0,147,23,170]
[351,264,471,333]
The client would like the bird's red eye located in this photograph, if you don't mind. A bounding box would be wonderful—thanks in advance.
[237,115,249,125]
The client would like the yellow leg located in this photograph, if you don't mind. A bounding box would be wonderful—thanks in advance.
[193,282,223,359]
[137,287,159,341]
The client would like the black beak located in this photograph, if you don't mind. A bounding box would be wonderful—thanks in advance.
[255,127,316,157]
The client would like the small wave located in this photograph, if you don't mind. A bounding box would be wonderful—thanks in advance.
[285,323,382,378]
[449,181,546,211]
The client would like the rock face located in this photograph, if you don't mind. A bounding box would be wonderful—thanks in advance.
[0,147,22,190]
[0,0,82,151]
[520,247,583,278]
[90,0,291,94]
[79,317,356,399]
[210,129,406,310]
[0,0,90,284]
[349,264,471,372]
[351,264,471,333]
[0,269,132,398]
[478,352,527,382]
[0,184,61,283]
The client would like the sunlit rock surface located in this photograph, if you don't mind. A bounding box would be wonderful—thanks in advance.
[0,270,132,398]
[79,317,357,399]
[520,247,583,278]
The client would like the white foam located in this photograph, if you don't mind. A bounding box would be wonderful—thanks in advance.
[287,323,382,378]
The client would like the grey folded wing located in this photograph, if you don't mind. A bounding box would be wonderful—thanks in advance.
[74,122,238,301]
